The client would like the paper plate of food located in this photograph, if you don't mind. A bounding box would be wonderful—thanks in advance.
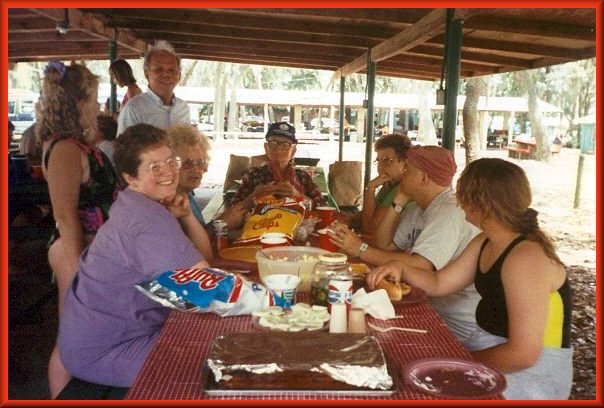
[376,280,427,305]
[251,303,330,332]
[351,263,426,305]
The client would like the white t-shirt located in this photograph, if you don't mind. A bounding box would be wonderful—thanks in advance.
[117,88,190,136]
[393,188,481,342]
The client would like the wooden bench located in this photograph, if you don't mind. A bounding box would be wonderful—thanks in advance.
[506,146,531,159]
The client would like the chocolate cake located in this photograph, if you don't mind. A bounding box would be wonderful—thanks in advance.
[206,331,393,390]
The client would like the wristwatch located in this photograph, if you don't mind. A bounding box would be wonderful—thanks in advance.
[392,202,405,213]
[357,242,369,258]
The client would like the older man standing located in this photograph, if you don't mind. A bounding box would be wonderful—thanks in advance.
[117,41,190,136]
[329,145,481,344]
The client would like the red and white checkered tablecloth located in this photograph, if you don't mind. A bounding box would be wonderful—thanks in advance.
[126,290,503,400]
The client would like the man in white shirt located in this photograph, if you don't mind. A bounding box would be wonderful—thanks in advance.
[117,41,190,136]
[329,145,480,343]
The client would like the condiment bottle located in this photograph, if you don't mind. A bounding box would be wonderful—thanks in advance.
[311,253,352,311]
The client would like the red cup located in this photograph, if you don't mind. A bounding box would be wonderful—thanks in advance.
[318,228,338,252]
[31,165,44,180]
[261,237,290,249]
[316,206,337,229]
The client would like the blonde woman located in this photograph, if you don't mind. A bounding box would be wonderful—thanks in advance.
[166,124,214,260]
[37,61,118,398]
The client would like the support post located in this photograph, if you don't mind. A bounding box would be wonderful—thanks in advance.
[338,76,345,161]
[109,40,118,115]
[442,9,462,152]
[574,154,585,209]
[364,57,376,189]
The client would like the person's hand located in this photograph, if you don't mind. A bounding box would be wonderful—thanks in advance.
[327,220,362,256]
[366,174,390,192]
[250,183,280,201]
[219,202,250,230]
[271,181,299,198]
[366,260,404,289]
[161,193,190,218]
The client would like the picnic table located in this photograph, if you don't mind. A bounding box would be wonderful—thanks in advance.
[506,137,536,159]
[126,293,503,400]
[126,254,504,400]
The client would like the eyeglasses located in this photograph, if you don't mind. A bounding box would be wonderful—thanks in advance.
[142,157,182,177]
[373,156,398,167]
[181,158,207,171]
[266,140,294,151]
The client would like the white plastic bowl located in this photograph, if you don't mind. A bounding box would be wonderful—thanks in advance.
[256,246,328,292]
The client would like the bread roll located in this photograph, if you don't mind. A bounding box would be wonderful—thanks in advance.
[375,280,411,301]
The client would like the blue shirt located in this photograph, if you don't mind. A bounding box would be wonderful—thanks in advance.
[189,191,205,226]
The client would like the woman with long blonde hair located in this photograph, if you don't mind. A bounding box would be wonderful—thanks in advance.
[37,61,118,398]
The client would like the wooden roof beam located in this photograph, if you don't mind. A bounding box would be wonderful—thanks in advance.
[337,8,448,78]
[28,8,146,54]
[335,8,491,78]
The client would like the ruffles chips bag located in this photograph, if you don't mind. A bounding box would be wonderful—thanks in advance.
[136,267,290,316]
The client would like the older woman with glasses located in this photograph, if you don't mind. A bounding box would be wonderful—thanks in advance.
[166,125,211,224]
[227,122,326,226]
[58,123,210,390]
[361,134,412,235]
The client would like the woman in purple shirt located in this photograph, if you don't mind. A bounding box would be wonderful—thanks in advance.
[58,124,209,388]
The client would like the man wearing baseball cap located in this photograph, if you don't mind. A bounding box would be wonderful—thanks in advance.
[329,145,481,344]
[227,122,326,223]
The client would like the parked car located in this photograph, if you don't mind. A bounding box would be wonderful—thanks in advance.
[310,118,356,137]
[241,116,264,132]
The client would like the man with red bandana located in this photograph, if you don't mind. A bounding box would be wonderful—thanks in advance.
[329,145,481,344]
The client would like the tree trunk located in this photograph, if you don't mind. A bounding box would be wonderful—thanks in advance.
[462,77,485,164]
[227,65,242,134]
[180,60,198,86]
[213,62,227,140]
[515,70,550,161]
[417,84,437,145]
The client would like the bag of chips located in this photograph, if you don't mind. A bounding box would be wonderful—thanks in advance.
[136,267,290,316]
[233,195,305,245]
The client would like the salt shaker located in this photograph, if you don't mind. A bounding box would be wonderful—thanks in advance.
[347,307,366,334]
[329,303,347,333]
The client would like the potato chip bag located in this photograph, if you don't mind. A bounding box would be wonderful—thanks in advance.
[135,267,291,316]
[234,195,305,245]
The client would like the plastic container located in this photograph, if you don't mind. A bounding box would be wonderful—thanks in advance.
[310,253,352,307]
[256,246,328,293]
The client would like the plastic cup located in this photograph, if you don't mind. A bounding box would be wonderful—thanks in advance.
[347,307,366,334]
[318,228,338,252]
[316,206,337,229]
[260,236,290,249]
[329,303,348,333]
[264,274,300,306]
